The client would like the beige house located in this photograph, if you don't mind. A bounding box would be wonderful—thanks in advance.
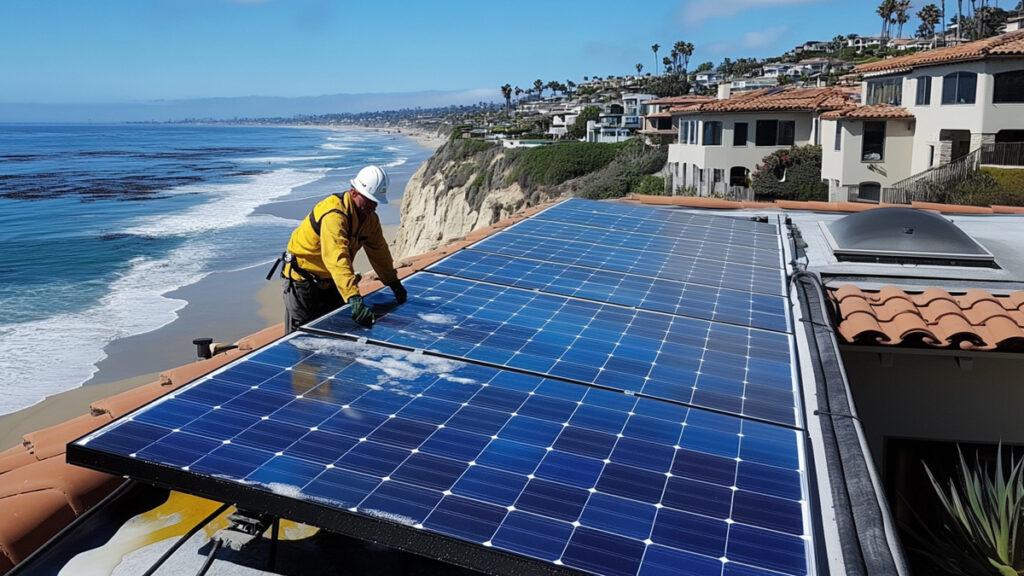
[665,86,855,196]
[821,29,1024,202]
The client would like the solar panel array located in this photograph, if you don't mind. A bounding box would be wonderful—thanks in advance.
[71,198,811,576]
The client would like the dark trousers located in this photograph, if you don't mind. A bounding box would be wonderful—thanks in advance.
[282,278,344,334]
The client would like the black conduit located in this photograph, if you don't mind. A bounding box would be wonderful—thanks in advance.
[793,270,908,575]
[140,502,231,576]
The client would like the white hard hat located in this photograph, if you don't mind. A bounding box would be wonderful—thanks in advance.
[350,165,389,205]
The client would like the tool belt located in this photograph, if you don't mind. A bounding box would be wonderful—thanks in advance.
[266,252,334,289]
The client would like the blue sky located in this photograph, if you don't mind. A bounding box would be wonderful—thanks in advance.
[3,0,895,106]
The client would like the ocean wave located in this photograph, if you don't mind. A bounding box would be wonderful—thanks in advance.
[123,168,323,237]
[240,154,347,164]
[0,242,208,416]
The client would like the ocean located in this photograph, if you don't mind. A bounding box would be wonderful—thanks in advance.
[0,123,430,416]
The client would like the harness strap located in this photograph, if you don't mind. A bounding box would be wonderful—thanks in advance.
[308,193,351,236]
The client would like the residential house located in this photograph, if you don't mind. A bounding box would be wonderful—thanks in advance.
[821,29,1024,202]
[730,76,779,92]
[666,85,855,196]
[847,35,885,52]
[694,71,724,86]
[794,40,830,54]
[638,95,715,144]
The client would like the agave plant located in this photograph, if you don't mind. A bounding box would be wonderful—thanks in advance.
[922,445,1024,576]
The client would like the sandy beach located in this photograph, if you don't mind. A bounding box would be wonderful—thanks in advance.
[0,126,443,451]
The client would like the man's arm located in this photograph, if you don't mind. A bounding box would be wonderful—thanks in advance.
[320,210,361,301]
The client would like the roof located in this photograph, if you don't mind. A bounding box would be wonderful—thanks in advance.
[820,104,915,120]
[830,285,1024,350]
[670,86,857,115]
[643,95,714,106]
[856,29,1024,75]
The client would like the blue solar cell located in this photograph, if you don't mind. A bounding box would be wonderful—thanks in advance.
[578,492,657,540]
[651,507,729,558]
[732,491,805,535]
[726,523,808,575]
[190,443,275,478]
[451,464,528,506]
[561,526,646,576]
[360,480,443,526]
[662,476,733,519]
[596,463,667,504]
[475,439,546,475]
[639,545,724,576]
[391,453,468,491]
[534,450,604,489]
[515,478,589,522]
[490,510,574,561]
[246,454,325,487]
[424,495,507,542]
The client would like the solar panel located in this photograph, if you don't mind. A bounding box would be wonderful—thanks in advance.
[71,333,809,576]
[429,250,789,333]
[306,272,797,427]
[69,199,813,576]
[470,233,785,296]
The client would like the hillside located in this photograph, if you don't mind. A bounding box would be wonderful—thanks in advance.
[393,137,668,259]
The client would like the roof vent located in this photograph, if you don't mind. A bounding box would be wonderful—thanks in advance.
[822,207,998,268]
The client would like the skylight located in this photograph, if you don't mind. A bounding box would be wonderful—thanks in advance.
[822,207,998,268]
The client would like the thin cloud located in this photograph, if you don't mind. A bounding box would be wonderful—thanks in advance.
[681,0,820,27]
[707,26,790,55]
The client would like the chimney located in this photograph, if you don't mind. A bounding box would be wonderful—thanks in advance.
[717,83,732,100]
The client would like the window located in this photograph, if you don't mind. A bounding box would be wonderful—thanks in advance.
[866,77,903,105]
[755,120,796,146]
[858,182,881,203]
[703,121,722,145]
[941,71,977,104]
[680,121,689,144]
[862,121,885,161]
[834,121,842,151]
[733,122,748,146]
[993,70,1024,103]
[928,144,935,167]
[916,76,931,105]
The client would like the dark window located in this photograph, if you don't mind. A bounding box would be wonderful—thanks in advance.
[680,121,689,144]
[941,72,977,104]
[778,121,795,145]
[703,121,722,145]
[756,120,777,146]
[867,77,903,105]
[862,121,885,161]
[834,121,842,151]
[755,119,796,146]
[916,76,931,105]
[857,182,881,203]
[993,70,1024,103]
[733,122,748,146]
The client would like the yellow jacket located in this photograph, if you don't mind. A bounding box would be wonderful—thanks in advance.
[284,191,397,301]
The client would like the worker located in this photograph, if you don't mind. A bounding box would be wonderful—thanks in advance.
[269,165,406,332]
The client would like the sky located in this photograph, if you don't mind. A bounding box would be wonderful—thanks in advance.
[0,0,954,119]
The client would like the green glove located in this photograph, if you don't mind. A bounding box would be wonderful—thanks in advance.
[389,280,407,304]
[348,295,375,327]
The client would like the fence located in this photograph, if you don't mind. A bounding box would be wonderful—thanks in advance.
[981,142,1024,167]
[877,148,982,204]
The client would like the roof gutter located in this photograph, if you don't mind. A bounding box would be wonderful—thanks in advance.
[790,256,910,573]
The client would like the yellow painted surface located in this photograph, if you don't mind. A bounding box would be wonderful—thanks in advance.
[59,492,319,576]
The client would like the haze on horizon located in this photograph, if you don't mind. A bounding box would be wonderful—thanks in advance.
[3,0,888,122]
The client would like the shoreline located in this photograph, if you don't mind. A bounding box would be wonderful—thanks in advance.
[0,124,431,450]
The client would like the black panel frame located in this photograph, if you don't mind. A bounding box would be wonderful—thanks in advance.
[66,442,586,576]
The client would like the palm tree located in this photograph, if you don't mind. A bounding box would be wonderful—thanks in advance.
[673,41,694,72]
[663,56,673,74]
[635,63,644,76]
[831,34,847,53]
[500,84,512,118]
[566,80,576,97]
[514,86,523,104]
[957,0,964,43]
[651,44,661,75]
[877,0,897,38]
[533,79,544,100]
[895,0,911,38]
[918,4,942,41]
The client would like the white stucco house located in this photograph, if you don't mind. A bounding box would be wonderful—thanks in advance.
[821,29,1024,202]
[665,86,856,196]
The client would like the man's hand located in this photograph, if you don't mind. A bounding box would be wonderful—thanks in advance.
[348,295,374,327]
[389,280,407,304]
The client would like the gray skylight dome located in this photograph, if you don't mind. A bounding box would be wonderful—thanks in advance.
[823,207,997,267]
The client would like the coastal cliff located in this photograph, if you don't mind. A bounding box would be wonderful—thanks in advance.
[394,137,669,260]
[394,139,530,260]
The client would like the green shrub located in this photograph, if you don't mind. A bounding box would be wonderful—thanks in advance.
[921,168,1024,207]
[508,141,624,187]
[635,175,667,196]
[751,145,828,201]
[567,106,601,140]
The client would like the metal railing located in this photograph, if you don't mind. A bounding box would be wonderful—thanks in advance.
[878,148,982,203]
[981,142,1024,167]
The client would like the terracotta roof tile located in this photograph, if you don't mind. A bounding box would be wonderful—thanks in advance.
[856,29,1024,74]
[830,285,1024,350]
[820,105,915,120]
[669,86,856,116]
